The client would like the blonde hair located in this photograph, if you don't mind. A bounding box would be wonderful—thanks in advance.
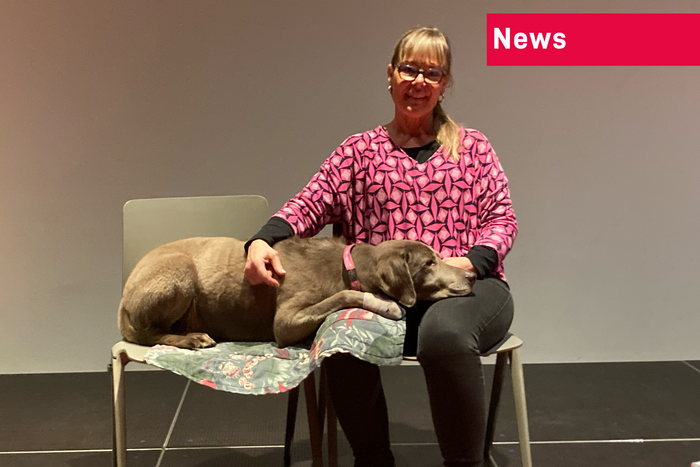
[391,26,461,161]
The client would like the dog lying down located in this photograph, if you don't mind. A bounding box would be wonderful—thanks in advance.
[118,236,476,349]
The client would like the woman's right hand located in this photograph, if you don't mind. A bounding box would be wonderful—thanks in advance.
[244,239,286,287]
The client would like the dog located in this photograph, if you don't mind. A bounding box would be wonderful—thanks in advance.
[118,236,476,348]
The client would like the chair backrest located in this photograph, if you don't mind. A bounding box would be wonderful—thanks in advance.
[122,195,269,287]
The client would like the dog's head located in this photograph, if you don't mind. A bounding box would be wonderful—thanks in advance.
[374,240,476,307]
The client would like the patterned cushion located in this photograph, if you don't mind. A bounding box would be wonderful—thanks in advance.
[144,308,406,395]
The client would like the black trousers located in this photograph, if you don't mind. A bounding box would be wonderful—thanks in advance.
[324,276,514,467]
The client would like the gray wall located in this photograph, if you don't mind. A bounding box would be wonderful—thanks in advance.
[2,0,699,374]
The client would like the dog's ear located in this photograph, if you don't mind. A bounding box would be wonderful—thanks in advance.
[376,252,416,307]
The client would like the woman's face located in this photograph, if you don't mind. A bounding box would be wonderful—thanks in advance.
[387,53,448,121]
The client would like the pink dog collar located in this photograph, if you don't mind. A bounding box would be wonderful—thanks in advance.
[343,244,362,291]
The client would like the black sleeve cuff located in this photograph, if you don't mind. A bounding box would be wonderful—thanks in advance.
[244,217,295,254]
[465,245,498,278]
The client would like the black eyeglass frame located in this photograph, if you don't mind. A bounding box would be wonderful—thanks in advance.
[394,63,447,84]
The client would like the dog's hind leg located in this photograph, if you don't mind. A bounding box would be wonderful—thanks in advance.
[273,290,404,347]
[118,253,216,349]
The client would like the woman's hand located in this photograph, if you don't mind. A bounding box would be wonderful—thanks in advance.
[442,256,477,274]
[244,239,286,287]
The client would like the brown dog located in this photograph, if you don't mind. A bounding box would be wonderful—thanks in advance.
[118,236,475,348]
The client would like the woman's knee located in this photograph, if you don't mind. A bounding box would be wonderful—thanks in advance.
[416,299,480,360]
[415,279,515,360]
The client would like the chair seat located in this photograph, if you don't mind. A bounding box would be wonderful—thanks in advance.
[482,333,523,356]
[111,341,149,364]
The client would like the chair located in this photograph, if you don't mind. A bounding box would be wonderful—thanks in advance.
[319,310,532,466]
[110,195,324,467]
[317,225,533,466]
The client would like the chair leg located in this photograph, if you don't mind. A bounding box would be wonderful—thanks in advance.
[484,352,508,460]
[509,348,532,467]
[303,372,324,467]
[323,366,338,467]
[111,353,128,467]
[318,364,328,437]
[284,386,300,466]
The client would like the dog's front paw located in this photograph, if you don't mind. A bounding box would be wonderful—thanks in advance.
[184,332,217,349]
[361,293,405,320]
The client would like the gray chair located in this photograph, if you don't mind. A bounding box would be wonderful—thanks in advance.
[110,195,324,467]
[321,333,532,467]
[317,224,532,466]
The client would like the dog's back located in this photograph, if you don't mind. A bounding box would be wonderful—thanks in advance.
[118,236,350,347]
[118,237,279,346]
[272,236,347,301]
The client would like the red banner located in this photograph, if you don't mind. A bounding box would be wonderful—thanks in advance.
[487,14,700,66]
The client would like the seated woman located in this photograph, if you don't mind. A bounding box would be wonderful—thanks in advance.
[244,26,517,467]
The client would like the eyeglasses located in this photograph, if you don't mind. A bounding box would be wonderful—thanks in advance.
[396,63,446,84]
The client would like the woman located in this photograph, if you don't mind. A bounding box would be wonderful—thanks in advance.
[245,26,517,467]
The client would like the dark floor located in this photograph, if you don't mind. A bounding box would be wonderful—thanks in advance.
[1,360,699,466]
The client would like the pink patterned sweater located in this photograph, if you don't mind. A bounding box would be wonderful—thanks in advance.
[275,125,517,281]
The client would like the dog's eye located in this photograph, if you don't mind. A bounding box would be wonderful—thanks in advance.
[425,259,436,267]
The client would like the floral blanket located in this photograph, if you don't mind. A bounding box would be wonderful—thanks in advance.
[144,308,406,395]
